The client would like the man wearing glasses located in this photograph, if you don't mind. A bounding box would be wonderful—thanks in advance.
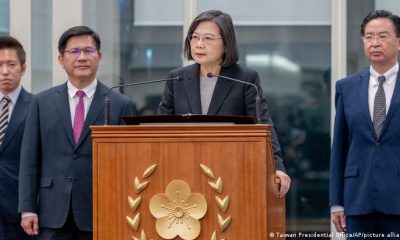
[18,26,135,239]
[330,10,400,238]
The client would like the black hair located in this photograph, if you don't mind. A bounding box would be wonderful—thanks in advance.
[0,35,26,65]
[361,10,400,37]
[184,10,239,67]
[58,26,101,54]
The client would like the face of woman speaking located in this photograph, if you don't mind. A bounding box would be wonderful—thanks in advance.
[190,21,225,71]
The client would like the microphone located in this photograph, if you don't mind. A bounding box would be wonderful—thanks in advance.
[207,72,261,124]
[104,76,183,125]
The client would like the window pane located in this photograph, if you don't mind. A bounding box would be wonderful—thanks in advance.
[236,26,331,233]
[31,0,52,92]
[0,0,10,35]
[199,0,331,25]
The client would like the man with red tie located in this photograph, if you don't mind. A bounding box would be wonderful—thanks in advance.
[18,26,135,239]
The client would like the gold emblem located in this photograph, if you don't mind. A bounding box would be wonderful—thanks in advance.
[132,230,147,240]
[127,164,158,239]
[217,214,231,232]
[128,196,142,212]
[127,163,229,239]
[199,164,232,239]
[208,177,223,194]
[126,213,140,232]
[134,177,149,193]
[215,196,229,213]
[149,180,207,239]
[199,164,215,179]
[142,164,158,179]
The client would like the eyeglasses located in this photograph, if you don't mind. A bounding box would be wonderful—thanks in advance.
[187,34,222,45]
[63,48,98,57]
[362,34,391,43]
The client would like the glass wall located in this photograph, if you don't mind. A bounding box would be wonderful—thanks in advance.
[120,0,184,114]
[0,0,10,35]
[31,0,52,92]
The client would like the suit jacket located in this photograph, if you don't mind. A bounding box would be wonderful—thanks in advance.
[157,63,285,172]
[18,81,135,231]
[330,68,400,215]
[0,88,32,223]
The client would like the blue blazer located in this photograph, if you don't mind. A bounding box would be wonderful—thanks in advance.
[18,81,135,231]
[330,68,400,215]
[157,63,285,172]
[0,88,32,223]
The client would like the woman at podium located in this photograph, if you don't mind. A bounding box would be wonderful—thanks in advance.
[157,9,290,197]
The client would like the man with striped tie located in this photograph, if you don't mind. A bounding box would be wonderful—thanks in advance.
[0,36,33,239]
[330,10,400,238]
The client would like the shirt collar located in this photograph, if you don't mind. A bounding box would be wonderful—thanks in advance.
[0,84,22,104]
[67,78,98,98]
[370,63,399,87]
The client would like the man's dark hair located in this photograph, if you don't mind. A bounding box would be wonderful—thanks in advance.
[0,35,26,65]
[361,9,400,37]
[184,10,239,67]
[58,26,101,54]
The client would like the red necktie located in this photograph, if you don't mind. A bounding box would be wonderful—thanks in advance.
[73,90,85,144]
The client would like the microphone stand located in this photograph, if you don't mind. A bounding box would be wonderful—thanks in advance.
[104,76,182,125]
[208,73,262,124]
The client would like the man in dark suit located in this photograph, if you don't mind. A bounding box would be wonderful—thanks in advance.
[0,36,33,240]
[18,26,135,239]
[330,10,400,237]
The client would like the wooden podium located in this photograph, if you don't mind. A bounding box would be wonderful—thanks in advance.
[91,124,285,239]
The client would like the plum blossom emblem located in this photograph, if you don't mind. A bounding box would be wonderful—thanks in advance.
[149,180,207,239]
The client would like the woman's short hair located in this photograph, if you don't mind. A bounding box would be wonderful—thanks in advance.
[184,10,239,67]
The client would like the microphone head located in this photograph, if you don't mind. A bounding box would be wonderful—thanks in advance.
[207,72,214,78]
[176,76,184,81]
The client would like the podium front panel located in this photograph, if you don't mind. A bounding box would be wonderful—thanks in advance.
[91,125,285,240]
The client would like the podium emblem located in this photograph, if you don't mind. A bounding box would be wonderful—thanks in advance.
[127,164,232,240]
[149,180,207,239]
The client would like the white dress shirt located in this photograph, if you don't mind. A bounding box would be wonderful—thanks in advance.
[67,79,97,126]
[0,84,22,121]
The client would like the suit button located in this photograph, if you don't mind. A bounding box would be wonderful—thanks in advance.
[376,142,381,147]
[67,177,73,182]
[73,154,77,159]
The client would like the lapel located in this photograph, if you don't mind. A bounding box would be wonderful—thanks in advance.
[75,82,107,147]
[183,64,202,114]
[54,83,75,147]
[358,70,376,137]
[381,71,400,136]
[0,88,32,154]
[207,66,234,115]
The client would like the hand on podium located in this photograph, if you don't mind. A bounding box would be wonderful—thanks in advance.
[276,170,291,198]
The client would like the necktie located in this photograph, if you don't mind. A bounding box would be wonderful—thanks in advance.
[373,75,386,138]
[0,96,11,145]
[73,90,85,144]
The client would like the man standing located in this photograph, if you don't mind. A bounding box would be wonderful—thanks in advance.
[18,26,135,239]
[0,36,33,240]
[330,10,400,238]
